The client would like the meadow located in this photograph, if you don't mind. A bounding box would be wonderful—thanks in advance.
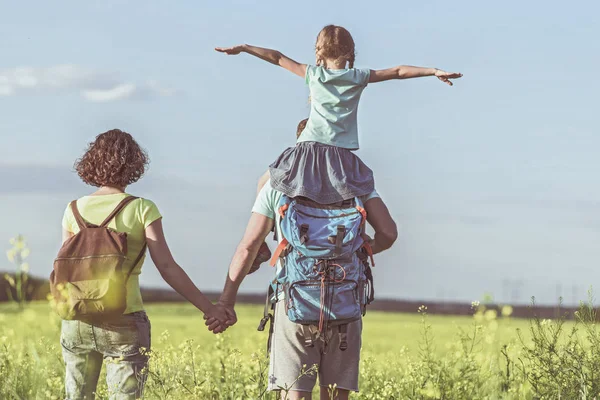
[3,299,599,399]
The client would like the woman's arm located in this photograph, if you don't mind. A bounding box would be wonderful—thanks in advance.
[369,66,462,85]
[215,44,307,78]
[145,219,233,324]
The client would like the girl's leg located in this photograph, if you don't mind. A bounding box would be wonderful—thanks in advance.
[61,320,103,399]
[257,170,271,196]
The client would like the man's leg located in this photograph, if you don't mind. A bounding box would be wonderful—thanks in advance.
[318,319,363,397]
[320,388,350,400]
[268,302,320,394]
[282,391,312,400]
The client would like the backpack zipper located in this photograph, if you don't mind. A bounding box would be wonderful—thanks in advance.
[294,209,361,219]
[55,254,125,262]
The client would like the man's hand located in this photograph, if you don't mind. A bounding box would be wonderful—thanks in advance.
[205,302,237,334]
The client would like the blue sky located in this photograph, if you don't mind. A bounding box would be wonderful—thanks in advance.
[1,0,599,305]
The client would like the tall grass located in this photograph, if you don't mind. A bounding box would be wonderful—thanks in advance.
[2,238,599,398]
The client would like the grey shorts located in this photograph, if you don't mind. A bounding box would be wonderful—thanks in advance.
[268,301,363,393]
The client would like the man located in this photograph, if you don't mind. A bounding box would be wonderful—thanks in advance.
[206,177,397,399]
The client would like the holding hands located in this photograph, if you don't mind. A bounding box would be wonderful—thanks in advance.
[204,300,237,334]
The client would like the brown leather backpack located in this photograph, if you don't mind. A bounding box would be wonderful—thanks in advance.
[50,196,146,320]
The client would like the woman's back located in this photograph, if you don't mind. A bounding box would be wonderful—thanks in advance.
[61,193,161,313]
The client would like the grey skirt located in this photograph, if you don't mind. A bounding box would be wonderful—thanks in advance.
[269,141,375,204]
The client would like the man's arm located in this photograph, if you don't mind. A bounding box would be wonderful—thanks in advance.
[206,212,274,333]
[364,197,398,254]
[219,212,274,306]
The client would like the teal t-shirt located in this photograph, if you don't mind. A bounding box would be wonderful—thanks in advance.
[252,180,379,274]
[297,65,371,150]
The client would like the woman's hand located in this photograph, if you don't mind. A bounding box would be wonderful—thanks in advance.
[215,45,246,55]
[204,303,237,334]
[434,69,463,86]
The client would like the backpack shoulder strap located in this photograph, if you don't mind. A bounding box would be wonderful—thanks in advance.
[99,196,139,228]
[70,200,89,230]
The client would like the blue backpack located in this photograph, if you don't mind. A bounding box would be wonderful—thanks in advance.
[258,195,375,351]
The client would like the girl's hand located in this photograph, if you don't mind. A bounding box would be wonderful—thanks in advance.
[215,45,245,55]
[434,69,463,86]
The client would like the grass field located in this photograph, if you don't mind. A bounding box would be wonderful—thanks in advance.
[1,301,559,399]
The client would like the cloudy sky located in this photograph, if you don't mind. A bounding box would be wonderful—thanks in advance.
[1,1,599,305]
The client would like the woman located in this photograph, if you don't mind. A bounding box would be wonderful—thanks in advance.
[59,129,232,399]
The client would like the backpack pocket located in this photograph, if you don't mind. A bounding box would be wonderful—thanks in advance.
[51,254,127,320]
[286,279,361,326]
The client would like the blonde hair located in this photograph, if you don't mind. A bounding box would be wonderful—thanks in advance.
[315,25,356,68]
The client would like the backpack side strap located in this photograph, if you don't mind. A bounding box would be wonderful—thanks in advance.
[124,243,147,282]
[99,196,139,228]
[257,284,276,354]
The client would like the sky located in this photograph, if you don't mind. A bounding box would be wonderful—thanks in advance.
[1,0,599,306]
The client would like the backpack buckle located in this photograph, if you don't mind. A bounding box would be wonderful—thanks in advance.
[301,325,314,347]
[257,314,272,332]
[333,226,346,257]
[338,325,348,351]
[299,224,309,245]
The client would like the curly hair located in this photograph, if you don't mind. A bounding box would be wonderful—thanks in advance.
[315,25,356,68]
[296,118,308,139]
[74,129,149,188]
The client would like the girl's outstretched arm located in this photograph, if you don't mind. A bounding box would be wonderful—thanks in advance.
[369,66,462,86]
[215,44,307,78]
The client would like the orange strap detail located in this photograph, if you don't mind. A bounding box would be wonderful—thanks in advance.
[362,241,375,267]
[269,238,289,267]
[279,204,289,218]
[356,205,367,224]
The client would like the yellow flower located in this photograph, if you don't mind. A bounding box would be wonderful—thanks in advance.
[484,309,498,321]
[20,248,30,259]
[4,274,15,287]
[6,249,15,263]
[501,305,513,317]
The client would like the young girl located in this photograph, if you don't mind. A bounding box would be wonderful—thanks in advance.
[217,25,462,266]
[217,25,461,200]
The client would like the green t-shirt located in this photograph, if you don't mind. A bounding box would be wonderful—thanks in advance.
[252,180,379,273]
[297,65,371,150]
[61,193,162,314]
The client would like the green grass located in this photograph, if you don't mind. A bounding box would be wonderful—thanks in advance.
[0,301,543,399]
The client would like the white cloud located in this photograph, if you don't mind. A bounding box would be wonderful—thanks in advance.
[0,65,176,102]
[82,83,137,102]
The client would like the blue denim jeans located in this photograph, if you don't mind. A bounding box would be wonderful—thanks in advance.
[61,311,151,400]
